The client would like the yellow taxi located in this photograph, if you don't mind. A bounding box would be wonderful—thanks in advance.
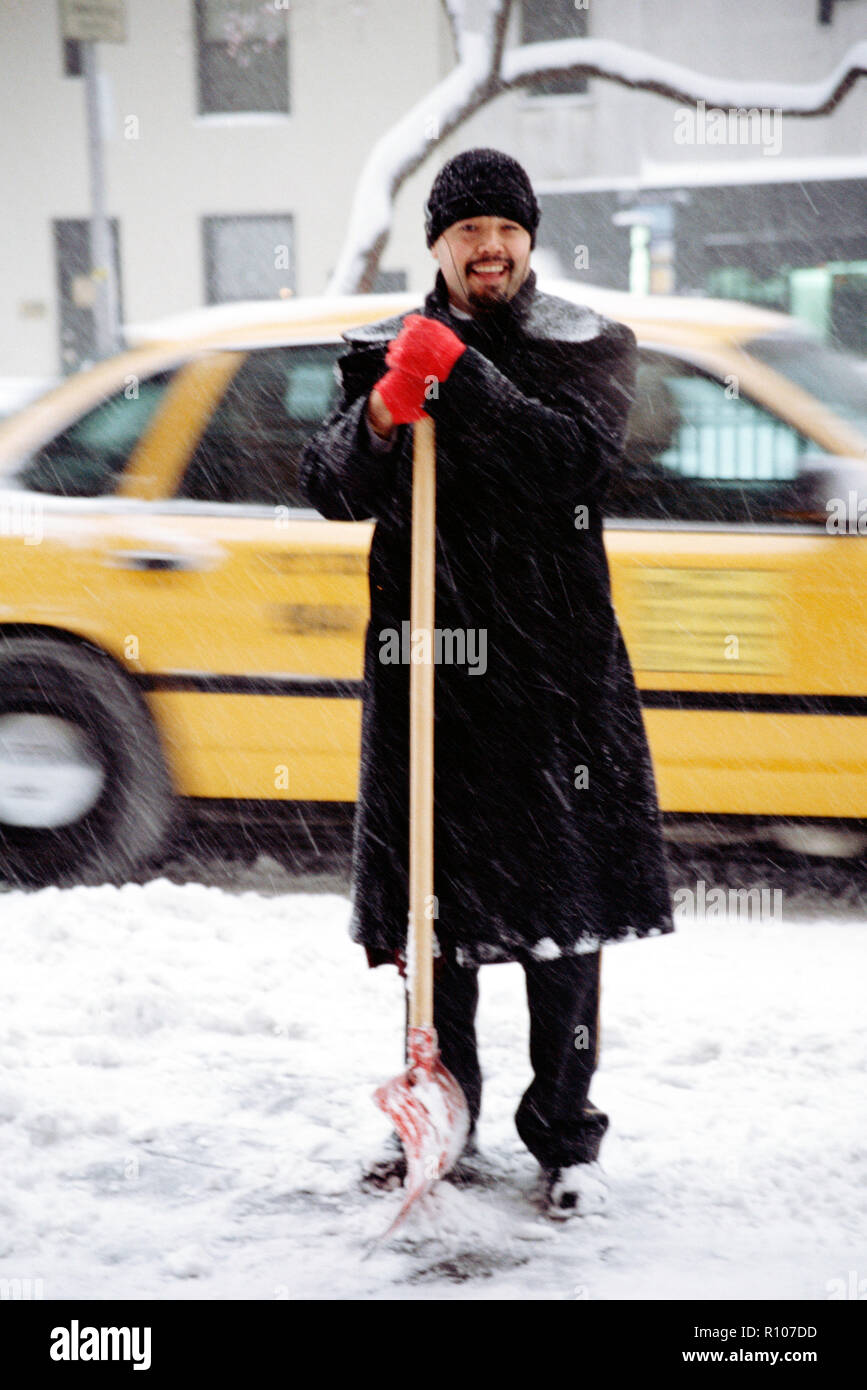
[1,284,866,884]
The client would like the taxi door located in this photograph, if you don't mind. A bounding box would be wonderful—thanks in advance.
[605,347,867,819]
[106,343,371,802]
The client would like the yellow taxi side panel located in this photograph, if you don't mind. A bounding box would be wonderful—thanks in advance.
[609,528,867,816]
[151,692,361,799]
[646,710,867,816]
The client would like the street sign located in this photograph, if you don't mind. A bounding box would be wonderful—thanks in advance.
[60,0,126,44]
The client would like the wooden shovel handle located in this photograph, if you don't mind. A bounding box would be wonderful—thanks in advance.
[408,415,436,1030]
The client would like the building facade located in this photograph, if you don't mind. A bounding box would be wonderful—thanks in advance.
[1,0,865,380]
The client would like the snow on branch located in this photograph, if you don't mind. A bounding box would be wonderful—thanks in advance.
[325,65,494,294]
[440,0,509,67]
[501,37,867,115]
[326,0,511,294]
[325,4,867,296]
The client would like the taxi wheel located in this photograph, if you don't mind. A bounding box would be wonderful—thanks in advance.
[0,635,177,887]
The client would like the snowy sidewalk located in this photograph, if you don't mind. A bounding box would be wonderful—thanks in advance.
[0,873,864,1300]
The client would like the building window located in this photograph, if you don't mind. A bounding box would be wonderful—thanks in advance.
[63,38,82,77]
[195,0,289,114]
[203,214,295,303]
[520,0,588,97]
[53,218,124,374]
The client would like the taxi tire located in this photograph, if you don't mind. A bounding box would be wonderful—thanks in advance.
[0,635,177,887]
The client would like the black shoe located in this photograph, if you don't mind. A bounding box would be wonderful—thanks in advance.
[360,1131,406,1190]
[442,1132,485,1187]
[361,1131,479,1191]
[541,1161,608,1219]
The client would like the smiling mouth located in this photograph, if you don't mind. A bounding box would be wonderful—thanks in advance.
[469,262,510,280]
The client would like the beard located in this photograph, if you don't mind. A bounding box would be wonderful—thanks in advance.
[467,285,509,314]
[465,258,516,314]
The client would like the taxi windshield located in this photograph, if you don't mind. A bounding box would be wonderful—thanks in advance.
[746,332,867,441]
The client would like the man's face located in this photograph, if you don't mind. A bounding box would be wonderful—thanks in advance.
[431,215,532,314]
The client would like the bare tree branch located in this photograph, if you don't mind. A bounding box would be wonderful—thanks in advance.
[439,0,512,66]
[325,9,867,296]
[500,37,867,116]
[327,2,507,293]
[487,0,513,78]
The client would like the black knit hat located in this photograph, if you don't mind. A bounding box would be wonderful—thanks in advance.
[424,148,541,248]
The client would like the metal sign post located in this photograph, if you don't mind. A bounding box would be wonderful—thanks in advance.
[60,1,126,360]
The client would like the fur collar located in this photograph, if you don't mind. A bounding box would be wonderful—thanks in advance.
[343,269,610,347]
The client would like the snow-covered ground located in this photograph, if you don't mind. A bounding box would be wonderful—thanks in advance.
[1,858,864,1301]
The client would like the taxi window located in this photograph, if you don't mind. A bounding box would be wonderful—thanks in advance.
[13,372,174,497]
[607,352,812,523]
[747,333,867,438]
[176,344,341,506]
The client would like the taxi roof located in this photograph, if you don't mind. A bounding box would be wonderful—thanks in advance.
[0,284,808,469]
[123,281,800,352]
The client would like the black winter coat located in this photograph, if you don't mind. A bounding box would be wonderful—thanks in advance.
[299,269,674,966]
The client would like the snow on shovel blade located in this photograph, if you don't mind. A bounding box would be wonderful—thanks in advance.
[372,1023,470,1243]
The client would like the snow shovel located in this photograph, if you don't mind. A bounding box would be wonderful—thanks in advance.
[371,414,471,1243]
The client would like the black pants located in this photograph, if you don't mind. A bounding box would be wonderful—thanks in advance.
[408,944,609,1169]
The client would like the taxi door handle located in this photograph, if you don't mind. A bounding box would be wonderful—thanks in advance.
[104,549,205,573]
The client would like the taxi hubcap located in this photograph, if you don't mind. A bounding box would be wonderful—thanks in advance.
[0,713,105,829]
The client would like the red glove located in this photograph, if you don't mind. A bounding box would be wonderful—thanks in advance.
[386,314,466,381]
[373,367,427,424]
[373,315,466,424]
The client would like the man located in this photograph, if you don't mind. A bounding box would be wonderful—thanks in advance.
[300,148,674,1217]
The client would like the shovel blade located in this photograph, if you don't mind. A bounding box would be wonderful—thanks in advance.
[372,1024,470,1241]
